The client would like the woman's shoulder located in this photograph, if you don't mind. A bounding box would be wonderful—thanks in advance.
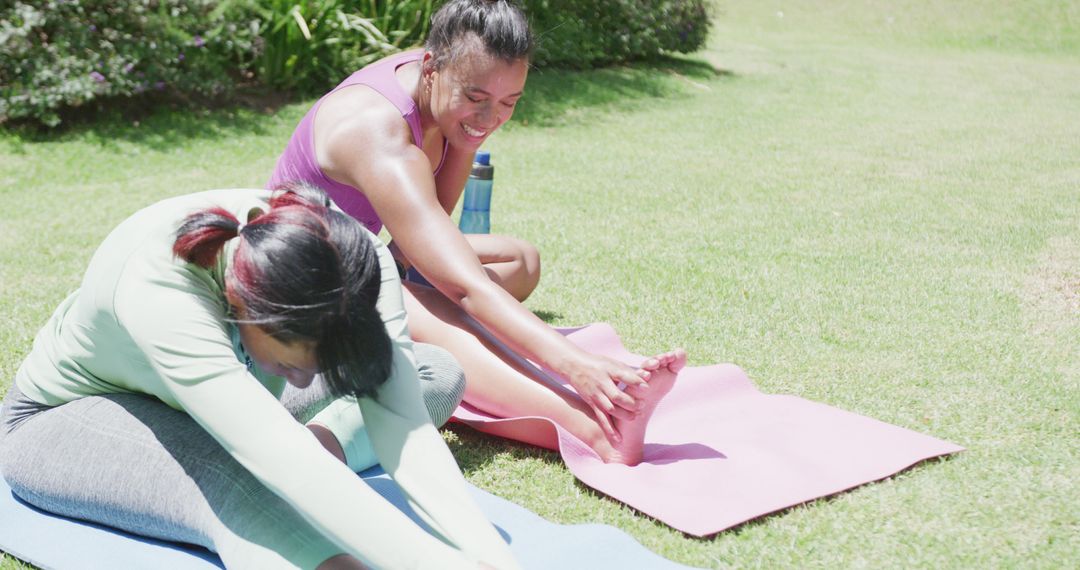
[106,189,272,317]
[320,83,402,124]
[316,90,417,166]
[318,50,422,136]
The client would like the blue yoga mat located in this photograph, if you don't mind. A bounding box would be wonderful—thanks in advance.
[0,465,696,570]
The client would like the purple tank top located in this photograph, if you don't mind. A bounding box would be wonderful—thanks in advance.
[267,49,447,234]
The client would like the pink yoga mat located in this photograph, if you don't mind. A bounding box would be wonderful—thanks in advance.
[452,323,964,537]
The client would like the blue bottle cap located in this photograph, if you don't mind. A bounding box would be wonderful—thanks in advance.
[474,150,491,166]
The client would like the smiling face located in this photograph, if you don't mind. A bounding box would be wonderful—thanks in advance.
[424,37,528,150]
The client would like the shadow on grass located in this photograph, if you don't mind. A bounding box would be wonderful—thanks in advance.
[531,309,563,324]
[444,423,564,475]
[445,423,694,534]
[2,54,732,151]
[512,55,732,128]
[1,89,294,154]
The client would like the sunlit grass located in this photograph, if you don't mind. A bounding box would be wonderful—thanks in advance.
[3,1,1078,568]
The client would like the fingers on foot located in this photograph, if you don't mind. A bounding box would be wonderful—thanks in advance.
[606,388,636,412]
[640,357,662,372]
[591,405,620,443]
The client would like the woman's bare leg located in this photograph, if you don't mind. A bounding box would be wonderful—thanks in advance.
[405,282,614,456]
[404,283,683,465]
[462,234,541,302]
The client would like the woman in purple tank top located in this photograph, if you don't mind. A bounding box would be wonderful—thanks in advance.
[270,0,685,466]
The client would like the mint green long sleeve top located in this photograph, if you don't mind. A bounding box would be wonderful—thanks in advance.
[14,188,518,570]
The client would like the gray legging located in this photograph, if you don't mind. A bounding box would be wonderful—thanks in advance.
[0,343,465,569]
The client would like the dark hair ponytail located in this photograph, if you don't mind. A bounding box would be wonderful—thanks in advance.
[172,207,242,268]
[426,0,533,69]
[173,186,393,400]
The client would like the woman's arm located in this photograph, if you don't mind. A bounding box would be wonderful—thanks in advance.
[365,233,520,568]
[321,107,646,441]
[433,144,472,216]
[120,282,480,569]
[291,236,520,568]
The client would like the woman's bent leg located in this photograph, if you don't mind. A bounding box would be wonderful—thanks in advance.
[462,234,541,302]
[0,384,343,569]
[281,343,465,428]
[412,343,469,426]
[282,343,466,469]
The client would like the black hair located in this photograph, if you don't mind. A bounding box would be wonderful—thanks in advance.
[425,0,534,69]
[174,185,393,400]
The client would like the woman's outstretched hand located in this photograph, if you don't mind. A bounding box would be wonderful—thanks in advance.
[564,353,649,444]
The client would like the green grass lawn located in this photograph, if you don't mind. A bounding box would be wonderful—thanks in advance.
[2,0,1078,567]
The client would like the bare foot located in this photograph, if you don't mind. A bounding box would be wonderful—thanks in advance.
[601,349,687,465]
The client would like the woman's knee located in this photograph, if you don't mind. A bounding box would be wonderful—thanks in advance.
[414,343,466,426]
[501,236,541,301]
[515,237,541,284]
[466,233,542,300]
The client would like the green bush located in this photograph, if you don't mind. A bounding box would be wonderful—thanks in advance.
[0,0,252,127]
[522,0,711,68]
[242,0,433,92]
[0,0,711,127]
[0,0,434,127]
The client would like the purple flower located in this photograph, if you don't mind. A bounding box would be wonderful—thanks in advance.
[194,36,205,48]
[89,24,97,32]
[177,53,185,62]
[154,81,165,91]
[90,71,106,83]
[123,63,135,74]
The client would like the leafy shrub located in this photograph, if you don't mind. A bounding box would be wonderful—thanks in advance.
[0,0,253,127]
[240,0,434,92]
[0,0,435,127]
[0,0,711,127]
[522,0,711,68]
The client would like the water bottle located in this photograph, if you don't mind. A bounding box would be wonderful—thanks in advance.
[459,150,493,234]
[404,150,493,287]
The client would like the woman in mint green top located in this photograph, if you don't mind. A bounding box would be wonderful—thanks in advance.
[0,186,518,569]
